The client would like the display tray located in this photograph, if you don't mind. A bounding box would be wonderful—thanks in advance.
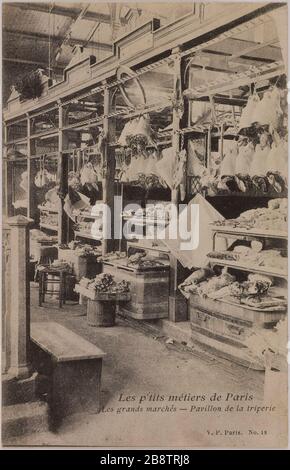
[207,257,287,278]
[75,284,131,302]
[210,224,287,239]
[103,258,170,272]
[221,296,287,313]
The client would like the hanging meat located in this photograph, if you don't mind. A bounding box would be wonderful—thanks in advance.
[235,139,255,174]
[118,119,135,147]
[266,135,288,178]
[219,140,238,176]
[249,133,271,176]
[34,156,54,188]
[187,140,207,177]
[252,86,283,129]
[156,146,176,189]
[173,149,187,201]
[80,162,98,186]
[238,92,260,131]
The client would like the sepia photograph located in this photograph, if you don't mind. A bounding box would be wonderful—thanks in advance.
[1,0,288,449]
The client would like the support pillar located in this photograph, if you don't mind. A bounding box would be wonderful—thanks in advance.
[102,84,116,255]
[57,101,69,245]
[169,47,188,322]
[7,215,32,379]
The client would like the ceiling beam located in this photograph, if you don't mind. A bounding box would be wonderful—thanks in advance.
[3,28,112,52]
[203,48,278,64]
[3,57,64,73]
[7,2,127,25]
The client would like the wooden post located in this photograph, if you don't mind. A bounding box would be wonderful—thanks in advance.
[102,84,116,255]
[7,215,32,379]
[220,123,224,161]
[3,124,13,217]
[207,126,211,169]
[171,46,181,206]
[57,101,69,244]
[168,47,188,322]
[2,222,11,373]
[27,115,38,221]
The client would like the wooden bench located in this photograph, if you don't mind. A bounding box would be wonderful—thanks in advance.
[30,322,106,425]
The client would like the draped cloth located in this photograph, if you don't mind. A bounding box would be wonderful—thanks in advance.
[161,194,226,269]
[64,187,91,222]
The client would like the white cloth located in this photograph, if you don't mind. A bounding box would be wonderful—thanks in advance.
[64,190,90,222]
[161,194,227,269]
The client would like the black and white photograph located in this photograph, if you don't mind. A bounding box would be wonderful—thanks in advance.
[1,0,288,449]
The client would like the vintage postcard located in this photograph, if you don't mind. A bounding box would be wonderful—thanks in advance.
[1,0,288,449]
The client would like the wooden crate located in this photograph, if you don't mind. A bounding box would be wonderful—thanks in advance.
[58,248,102,281]
[103,261,169,320]
[189,294,286,370]
[189,294,286,328]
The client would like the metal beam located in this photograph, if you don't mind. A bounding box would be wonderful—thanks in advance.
[7,2,127,25]
[3,28,112,52]
[3,57,64,72]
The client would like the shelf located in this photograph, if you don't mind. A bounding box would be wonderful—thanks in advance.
[39,223,58,232]
[6,136,28,145]
[207,192,288,199]
[30,129,58,140]
[62,117,103,131]
[38,205,58,214]
[127,241,170,254]
[122,216,170,226]
[210,225,288,240]
[74,230,103,241]
[208,257,287,279]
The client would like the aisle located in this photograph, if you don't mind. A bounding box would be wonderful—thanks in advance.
[8,285,264,446]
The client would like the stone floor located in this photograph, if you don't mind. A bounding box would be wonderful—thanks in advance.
[5,284,266,447]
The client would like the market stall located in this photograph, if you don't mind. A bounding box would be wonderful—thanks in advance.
[2,3,288,352]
